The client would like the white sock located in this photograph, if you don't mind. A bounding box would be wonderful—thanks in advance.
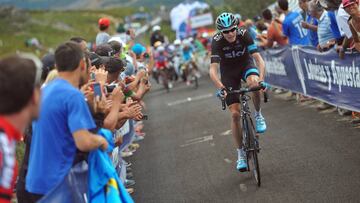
[237,148,245,160]
[255,109,262,117]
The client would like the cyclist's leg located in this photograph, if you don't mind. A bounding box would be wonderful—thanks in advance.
[242,67,266,133]
[223,74,247,171]
[228,103,243,148]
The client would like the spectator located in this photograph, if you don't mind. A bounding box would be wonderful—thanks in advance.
[40,53,55,83]
[343,0,360,51]
[299,0,320,47]
[70,36,88,52]
[96,17,111,46]
[108,40,123,58]
[259,8,288,48]
[0,54,42,203]
[335,1,354,58]
[25,42,108,202]
[96,43,114,57]
[278,0,311,45]
[308,0,338,51]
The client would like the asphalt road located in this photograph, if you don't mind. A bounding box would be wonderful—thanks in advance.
[130,76,360,203]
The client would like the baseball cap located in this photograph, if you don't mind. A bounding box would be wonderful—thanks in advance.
[131,43,146,55]
[98,17,110,27]
[95,44,114,57]
[342,0,358,7]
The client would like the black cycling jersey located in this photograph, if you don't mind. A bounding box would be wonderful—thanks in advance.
[211,27,258,76]
[211,27,260,106]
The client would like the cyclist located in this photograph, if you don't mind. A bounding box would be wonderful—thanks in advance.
[209,12,267,172]
[182,39,200,85]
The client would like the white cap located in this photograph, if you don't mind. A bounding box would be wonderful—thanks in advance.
[108,36,125,47]
[152,25,161,32]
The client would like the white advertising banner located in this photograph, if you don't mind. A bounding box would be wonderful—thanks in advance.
[190,13,213,28]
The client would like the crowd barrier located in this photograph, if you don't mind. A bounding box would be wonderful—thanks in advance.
[260,46,360,112]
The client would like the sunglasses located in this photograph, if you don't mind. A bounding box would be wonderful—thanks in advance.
[222,27,237,34]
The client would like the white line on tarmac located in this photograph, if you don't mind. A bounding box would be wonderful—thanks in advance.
[239,184,248,192]
[220,130,232,136]
[224,158,232,164]
[180,135,213,148]
[167,93,213,106]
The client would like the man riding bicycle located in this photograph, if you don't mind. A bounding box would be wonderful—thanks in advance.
[209,13,267,172]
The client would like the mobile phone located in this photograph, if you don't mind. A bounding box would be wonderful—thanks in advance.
[93,83,102,101]
[142,114,148,120]
[90,72,95,80]
[105,84,118,93]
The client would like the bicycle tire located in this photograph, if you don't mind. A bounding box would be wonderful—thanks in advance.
[246,116,261,186]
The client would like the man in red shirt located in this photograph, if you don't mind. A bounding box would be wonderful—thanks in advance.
[0,54,41,202]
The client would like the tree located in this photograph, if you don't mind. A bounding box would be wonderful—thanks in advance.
[223,0,275,19]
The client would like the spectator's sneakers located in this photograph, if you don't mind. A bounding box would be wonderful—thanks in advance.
[125,179,136,187]
[127,188,134,194]
[121,151,133,158]
[126,172,134,179]
[133,134,144,142]
[316,102,333,111]
[236,159,247,172]
[255,114,267,133]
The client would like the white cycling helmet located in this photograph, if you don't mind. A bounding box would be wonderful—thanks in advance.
[152,25,161,32]
[174,39,181,45]
[157,45,165,52]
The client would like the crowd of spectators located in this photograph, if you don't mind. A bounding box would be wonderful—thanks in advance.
[244,0,360,122]
[1,16,156,203]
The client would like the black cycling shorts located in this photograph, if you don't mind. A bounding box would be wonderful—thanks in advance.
[221,66,260,106]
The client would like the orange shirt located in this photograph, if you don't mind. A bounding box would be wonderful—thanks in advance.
[267,20,288,46]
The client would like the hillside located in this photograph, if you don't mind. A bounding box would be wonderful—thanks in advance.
[0,0,223,10]
[0,7,176,57]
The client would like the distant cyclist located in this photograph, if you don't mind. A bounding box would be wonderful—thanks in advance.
[209,13,267,172]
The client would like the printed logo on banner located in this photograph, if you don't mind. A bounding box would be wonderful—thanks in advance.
[303,58,360,92]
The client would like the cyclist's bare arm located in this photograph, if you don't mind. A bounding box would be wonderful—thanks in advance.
[209,62,225,89]
[251,53,266,81]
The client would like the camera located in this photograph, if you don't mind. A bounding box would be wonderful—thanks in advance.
[105,84,118,93]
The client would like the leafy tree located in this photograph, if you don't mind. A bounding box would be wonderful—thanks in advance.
[223,0,275,19]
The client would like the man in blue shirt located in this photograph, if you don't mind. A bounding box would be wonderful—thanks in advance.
[26,42,108,202]
[278,0,310,45]
[299,0,319,47]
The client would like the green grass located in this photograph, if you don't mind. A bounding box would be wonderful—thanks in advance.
[0,7,138,57]
[0,7,176,57]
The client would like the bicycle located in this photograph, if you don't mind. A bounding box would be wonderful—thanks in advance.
[181,60,200,89]
[219,83,269,187]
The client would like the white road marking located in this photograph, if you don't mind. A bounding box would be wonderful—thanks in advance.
[220,130,232,136]
[180,135,213,148]
[167,93,213,106]
[224,158,232,164]
[239,184,248,192]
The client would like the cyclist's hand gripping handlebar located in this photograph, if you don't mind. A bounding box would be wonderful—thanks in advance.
[216,88,227,110]
[259,81,270,103]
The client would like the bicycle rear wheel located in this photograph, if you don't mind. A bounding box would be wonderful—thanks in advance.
[246,116,261,186]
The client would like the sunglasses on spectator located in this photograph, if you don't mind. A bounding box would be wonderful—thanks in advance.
[18,53,43,87]
[222,27,237,34]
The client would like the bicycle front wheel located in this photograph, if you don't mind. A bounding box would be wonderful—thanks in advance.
[246,116,261,186]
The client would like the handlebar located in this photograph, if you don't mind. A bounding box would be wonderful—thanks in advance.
[219,82,270,110]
